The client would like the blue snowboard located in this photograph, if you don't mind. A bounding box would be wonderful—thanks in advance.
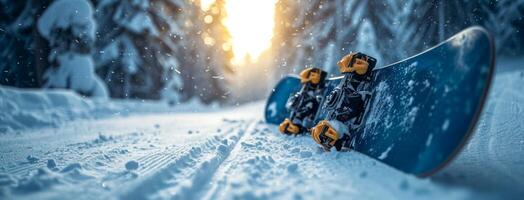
[264,27,495,176]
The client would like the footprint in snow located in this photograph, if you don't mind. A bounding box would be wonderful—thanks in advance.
[125,161,139,171]
[26,155,39,164]
[287,163,298,173]
[299,151,312,158]
[47,159,57,170]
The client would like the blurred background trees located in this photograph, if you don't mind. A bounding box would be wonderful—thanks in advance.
[0,0,232,104]
[1,0,523,103]
[270,0,524,79]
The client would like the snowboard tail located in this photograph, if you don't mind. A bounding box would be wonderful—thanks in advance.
[264,27,495,176]
[356,27,495,176]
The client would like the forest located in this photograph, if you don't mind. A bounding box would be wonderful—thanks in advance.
[1,0,523,104]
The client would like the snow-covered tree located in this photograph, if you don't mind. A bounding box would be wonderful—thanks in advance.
[93,0,230,104]
[316,0,371,73]
[148,0,186,104]
[153,0,231,104]
[482,0,524,55]
[363,1,418,63]
[167,0,230,104]
[271,0,327,75]
[93,0,162,99]
[270,0,524,78]
[353,20,381,63]
[271,0,371,75]
[200,0,233,102]
[202,0,234,75]
[2,0,523,102]
[37,0,108,97]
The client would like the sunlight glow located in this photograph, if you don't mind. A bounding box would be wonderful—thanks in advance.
[200,0,215,11]
[223,0,277,64]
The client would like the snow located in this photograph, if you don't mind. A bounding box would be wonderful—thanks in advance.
[36,0,108,98]
[0,85,216,133]
[408,80,415,87]
[425,134,433,147]
[267,102,277,118]
[43,53,108,97]
[0,59,523,199]
[328,119,349,136]
[124,161,139,171]
[441,119,450,131]
[354,20,382,64]
[378,145,393,160]
[37,0,96,40]
[126,12,159,36]
[0,109,471,199]
[113,0,159,36]
[434,63,524,197]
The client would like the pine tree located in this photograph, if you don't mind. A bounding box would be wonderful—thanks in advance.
[0,0,50,88]
[172,0,231,104]
[93,0,231,104]
[148,0,186,104]
[201,0,233,102]
[271,0,369,75]
[482,0,524,55]
[271,0,326,75]
[313,0,369,74]
[365,1,426,63]
[94,0,161,99]
[271,0,524,74]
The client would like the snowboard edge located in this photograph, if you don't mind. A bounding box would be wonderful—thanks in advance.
[418,26,496,177]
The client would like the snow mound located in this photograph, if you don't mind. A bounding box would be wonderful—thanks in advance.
[0,86,216,133]
[0,86,99,132]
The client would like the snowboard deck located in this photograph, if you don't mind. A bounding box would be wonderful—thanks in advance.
[264,27,495,176]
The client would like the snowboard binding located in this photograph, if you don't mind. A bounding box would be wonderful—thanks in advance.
[311,52,377,151]
[279,67,328,135]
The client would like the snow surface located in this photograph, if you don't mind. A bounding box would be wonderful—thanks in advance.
[434,62,524,198]
[0,104,471,200]
[0,59,523,199]
[0,85,217,133]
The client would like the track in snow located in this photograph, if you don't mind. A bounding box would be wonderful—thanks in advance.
[0,105,473,200]
[1,60,523,199]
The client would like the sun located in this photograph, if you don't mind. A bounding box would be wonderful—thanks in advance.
[202,0,276,65]
[199,0,216,11]
[223,0,276,64]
